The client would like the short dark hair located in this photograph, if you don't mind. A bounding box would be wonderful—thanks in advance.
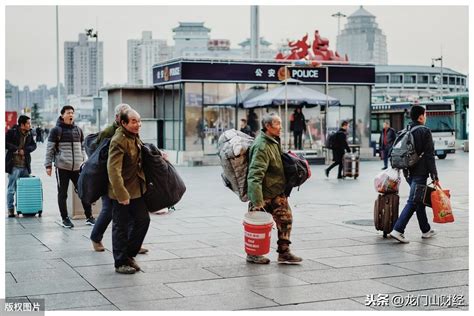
[241,118,247,123]
[341,120,349,128]
[61,105,75,114]
[18,115,30,126]
[410,105,426,122]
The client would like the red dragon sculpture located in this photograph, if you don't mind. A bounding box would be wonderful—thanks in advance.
[276,30,348,62]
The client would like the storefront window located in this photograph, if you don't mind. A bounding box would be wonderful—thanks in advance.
[184,83,203,152]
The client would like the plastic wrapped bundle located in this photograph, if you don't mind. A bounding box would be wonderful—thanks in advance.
[374,167,401,194]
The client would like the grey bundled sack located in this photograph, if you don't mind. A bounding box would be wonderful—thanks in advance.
[217,129,254,202]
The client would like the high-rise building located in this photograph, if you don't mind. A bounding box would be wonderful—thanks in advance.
[64,33,103,96]
[128,31,171,85]
[5,80,20,112]
[337,6,388,65]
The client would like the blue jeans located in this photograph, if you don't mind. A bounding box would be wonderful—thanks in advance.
[90,195,113,242]
[7,167,30,210]
[393,175,431,234]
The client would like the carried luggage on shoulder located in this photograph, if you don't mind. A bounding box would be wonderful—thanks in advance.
[390,125,426,169]
[217,129,254,202]
[374,193,399,238]
[16,176,43,216]
[142,143,186,212]
[343,152,359,179]
[281,150,311,196]
[77,138,110,205]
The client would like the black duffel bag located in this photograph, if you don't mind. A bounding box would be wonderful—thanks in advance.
[141,143,186,212]
[281,151,311,196]
[77,138,110,205]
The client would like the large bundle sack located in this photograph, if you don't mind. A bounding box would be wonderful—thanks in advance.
[281,151,311,196]
[142,143,186,212]
[77,138,110,205]
[217,129,254,202]
[390,125,426,169]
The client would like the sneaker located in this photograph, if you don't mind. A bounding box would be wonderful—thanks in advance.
[92,240,105,252]
[389,230,409,243]
[61,217,74,228]
[85,216,96,226]
[422,230,437,239]
[246,254,270,264]
[115,265,136,274]
[381,167,388,170]
[127,258,141,272]
[278,252,303,263]
[324,169,329,178]
[8,209,15,218]
[138,247,149,254]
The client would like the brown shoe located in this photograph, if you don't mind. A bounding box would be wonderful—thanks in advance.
[8,209,15,218]
[138,247,149,254]
[127,258,141,271]
[246,254,270,264]
[92,240,105,252]
[278,251,303,264]
[115,265,136,274]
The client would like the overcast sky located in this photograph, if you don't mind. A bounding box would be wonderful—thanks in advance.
[5,5,469,89]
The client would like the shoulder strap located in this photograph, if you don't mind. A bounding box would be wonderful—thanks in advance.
[55,126,63,152]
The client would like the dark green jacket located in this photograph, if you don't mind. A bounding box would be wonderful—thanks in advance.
[96,121,119,145]
[107,126,146,201]
[247,131,285,206]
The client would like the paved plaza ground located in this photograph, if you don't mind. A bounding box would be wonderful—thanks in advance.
[3,143,469,311]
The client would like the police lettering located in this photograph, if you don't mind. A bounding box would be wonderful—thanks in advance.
[292,69,319,78]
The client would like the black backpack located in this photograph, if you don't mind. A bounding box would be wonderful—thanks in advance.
[77,138,111,205]
[325,132,337,149]
[282,151,311,196]
[390,125,426,170]
[141,143,186,212]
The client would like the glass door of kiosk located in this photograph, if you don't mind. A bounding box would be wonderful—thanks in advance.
[203,105,236,155]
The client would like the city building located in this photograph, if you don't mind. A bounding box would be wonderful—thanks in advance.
[373,65,468,102]
[5,80,20,112]
[238,37,276,59]
[337,6,388,65]
[64,33,103,97]
[128,31,171,85]
[173,22,211,58]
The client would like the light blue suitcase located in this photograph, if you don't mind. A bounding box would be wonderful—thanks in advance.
[16,177,43,216]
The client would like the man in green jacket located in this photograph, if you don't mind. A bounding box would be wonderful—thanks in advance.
[247,112,302,264]
[108,109,150,274]
[90,103,150,253]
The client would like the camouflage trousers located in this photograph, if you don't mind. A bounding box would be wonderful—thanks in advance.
[249,193,293,253]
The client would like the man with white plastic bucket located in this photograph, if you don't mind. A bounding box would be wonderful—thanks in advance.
[246,112,302,264]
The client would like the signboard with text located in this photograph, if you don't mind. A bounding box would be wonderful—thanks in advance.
[153,61,374,85]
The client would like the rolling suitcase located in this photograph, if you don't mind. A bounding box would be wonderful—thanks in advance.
[16,177,43,217]
[343,152,359,179]
[374,193,399,238]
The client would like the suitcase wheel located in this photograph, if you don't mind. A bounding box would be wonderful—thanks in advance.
[38,211,42,217]
[17,211,22,215]
[383,232,388,238]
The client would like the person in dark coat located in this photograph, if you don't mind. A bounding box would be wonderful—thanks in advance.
[240,118,255,137]
[379,121,396,170]
[389,105,439,243]
[5,115,37,217]
[35,126,44,143]
[325,121,351,179]
[290,108,306,150]
[247,109,259,134]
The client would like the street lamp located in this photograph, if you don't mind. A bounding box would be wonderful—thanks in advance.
[431,56,443,99]
[331,12,347,37]
[85,28,102,131]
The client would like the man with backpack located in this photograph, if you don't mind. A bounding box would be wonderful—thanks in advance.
[246,112,302,264]
[44,105,95,228]
[325,121,351,179]
[389,105,439,243]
